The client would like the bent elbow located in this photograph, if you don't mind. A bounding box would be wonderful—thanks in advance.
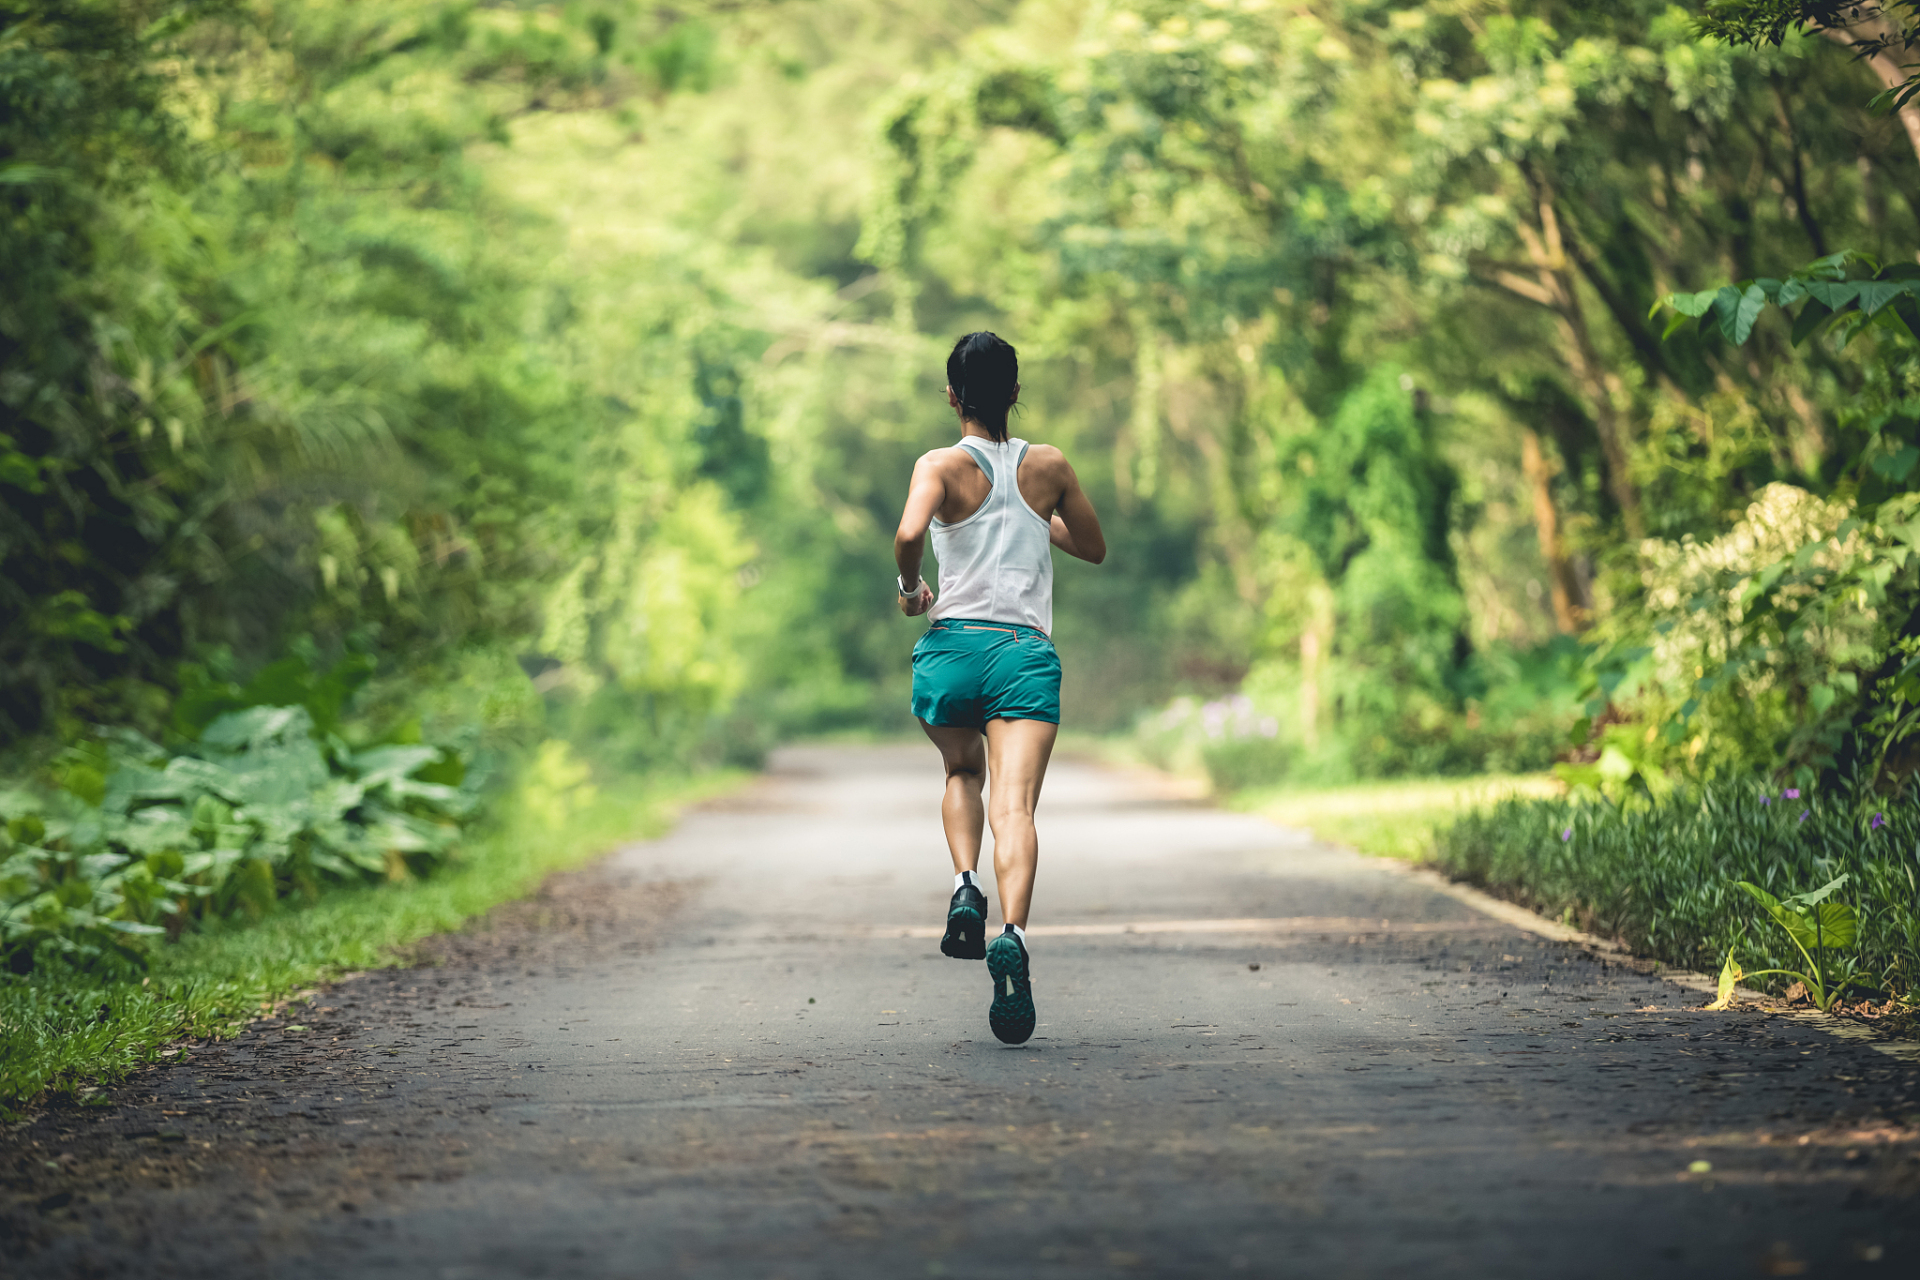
[1086,547,1108,565]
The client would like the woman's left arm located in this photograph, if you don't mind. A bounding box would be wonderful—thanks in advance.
[1047,455,1106,565]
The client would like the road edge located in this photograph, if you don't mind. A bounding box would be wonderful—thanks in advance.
[1386,861,1920,1065]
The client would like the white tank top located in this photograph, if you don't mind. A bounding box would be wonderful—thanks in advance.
[928,436,1054,634]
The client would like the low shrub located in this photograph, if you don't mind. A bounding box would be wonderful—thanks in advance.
[0,764,738,1110]
[1139,682,1564,793]
[0,707,473,974]
[1433,781,1920,999]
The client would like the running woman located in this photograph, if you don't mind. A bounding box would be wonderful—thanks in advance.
[892,332,1107,1045]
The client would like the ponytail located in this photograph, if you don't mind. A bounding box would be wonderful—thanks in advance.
[946,332,1019,442]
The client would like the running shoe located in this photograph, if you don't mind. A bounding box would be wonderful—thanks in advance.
[985,930,1035,1045]
[941,881,989,960]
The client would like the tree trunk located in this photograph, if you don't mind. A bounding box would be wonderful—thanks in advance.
[1819,17,1920,168]
[1550,297,1645,540]
[1520,428,1588,633]
[1487,190,1647,539]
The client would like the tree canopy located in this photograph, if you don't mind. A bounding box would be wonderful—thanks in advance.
[6,0,1920,793]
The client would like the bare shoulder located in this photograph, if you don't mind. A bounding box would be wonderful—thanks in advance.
[915,446,972,477]
[1020,442,1074,480]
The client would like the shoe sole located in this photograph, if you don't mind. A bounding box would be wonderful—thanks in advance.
[941,895,987,960]
[986,940,1035,1045]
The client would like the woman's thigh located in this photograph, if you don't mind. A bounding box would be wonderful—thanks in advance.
[919,719,987,776]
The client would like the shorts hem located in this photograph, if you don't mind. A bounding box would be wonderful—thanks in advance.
[913,707,1061,729]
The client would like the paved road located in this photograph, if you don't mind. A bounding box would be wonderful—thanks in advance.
[9,745,1918,1277]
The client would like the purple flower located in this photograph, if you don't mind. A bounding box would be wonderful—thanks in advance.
[1871,812,1887,831]
[1799,811,1810,823]
[1760,795,1772,805]
[1784,788,1801,799]
[1561,827,1572,842]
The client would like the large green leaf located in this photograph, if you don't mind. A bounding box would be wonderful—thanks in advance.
[1784,874,1848,909]
[1713,284,1768,344]
[1806,902,1858,949]
[1734,880,1857,952]
[1857,279,1919,316]
[1789,298,1834,345]
[1662,288,1718,318]
[199,705,313,752]
[351,745,444,789]
[1804,279,1863,310]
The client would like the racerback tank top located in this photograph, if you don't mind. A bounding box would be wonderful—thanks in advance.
[928,436,1054,635]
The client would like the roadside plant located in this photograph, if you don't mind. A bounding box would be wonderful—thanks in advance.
[0,653,477,975]
[1712,875,1879,1012]
[1645,251,1920,781]
[1435,781,1920,1001]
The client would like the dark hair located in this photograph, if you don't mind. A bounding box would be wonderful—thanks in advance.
[946,331,1019,442]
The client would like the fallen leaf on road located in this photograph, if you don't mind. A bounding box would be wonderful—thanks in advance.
[1705,951,1741,1010]
[1760,1242,1807,1276]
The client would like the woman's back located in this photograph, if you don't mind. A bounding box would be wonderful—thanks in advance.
[929,436,1055,635]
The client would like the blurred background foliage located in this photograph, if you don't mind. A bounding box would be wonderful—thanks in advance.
[6,0,1920,975]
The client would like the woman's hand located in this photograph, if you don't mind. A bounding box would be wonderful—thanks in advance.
[898,582,935,617]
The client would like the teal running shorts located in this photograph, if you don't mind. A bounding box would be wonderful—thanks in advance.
[911,619,1061,729]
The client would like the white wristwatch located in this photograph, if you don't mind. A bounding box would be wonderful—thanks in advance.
[898,574,922,596]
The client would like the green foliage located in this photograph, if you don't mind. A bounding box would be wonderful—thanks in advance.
[1285,369,1467,699]
[1696,2,1894,48]
[14,0,1920,1038]
[1433,783,1920,998]
[863,0,1920,785]
[1563,482,1906,779]
[0,692,473,973]
[1138,650,1571,790]
[1605,252,1920,778]
[0,0,230,738]
[1658,251,1920,351]
[1725,874,1878,1009]
[24,0,1916,787]
[0,0,852,760]
[1235,774,1563,862]
[1695,2,1920,110]
[0,765,742,1110]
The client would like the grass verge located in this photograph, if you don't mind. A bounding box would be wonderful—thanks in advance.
[1229,774,1561,860]
[1432,784,1920,1005]
[0,767,745,1113]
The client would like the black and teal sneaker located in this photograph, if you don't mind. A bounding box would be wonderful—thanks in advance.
[985,930,1035,1045]
[940,882,988,960]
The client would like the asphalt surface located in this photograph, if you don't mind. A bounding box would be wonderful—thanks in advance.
[6,743,1918,1278]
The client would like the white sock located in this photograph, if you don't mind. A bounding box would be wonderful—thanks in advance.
[1002,922,1026,946]
[954,870,981,891]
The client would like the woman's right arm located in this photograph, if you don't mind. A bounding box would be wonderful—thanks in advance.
[894,453,946,615]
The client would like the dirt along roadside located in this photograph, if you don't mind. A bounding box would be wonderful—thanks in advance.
[1,861,700,1274]
[3,743,1918,1279]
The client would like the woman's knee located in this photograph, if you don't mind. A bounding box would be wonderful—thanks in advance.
[987,797,1036,830]
[944,754,986,784]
